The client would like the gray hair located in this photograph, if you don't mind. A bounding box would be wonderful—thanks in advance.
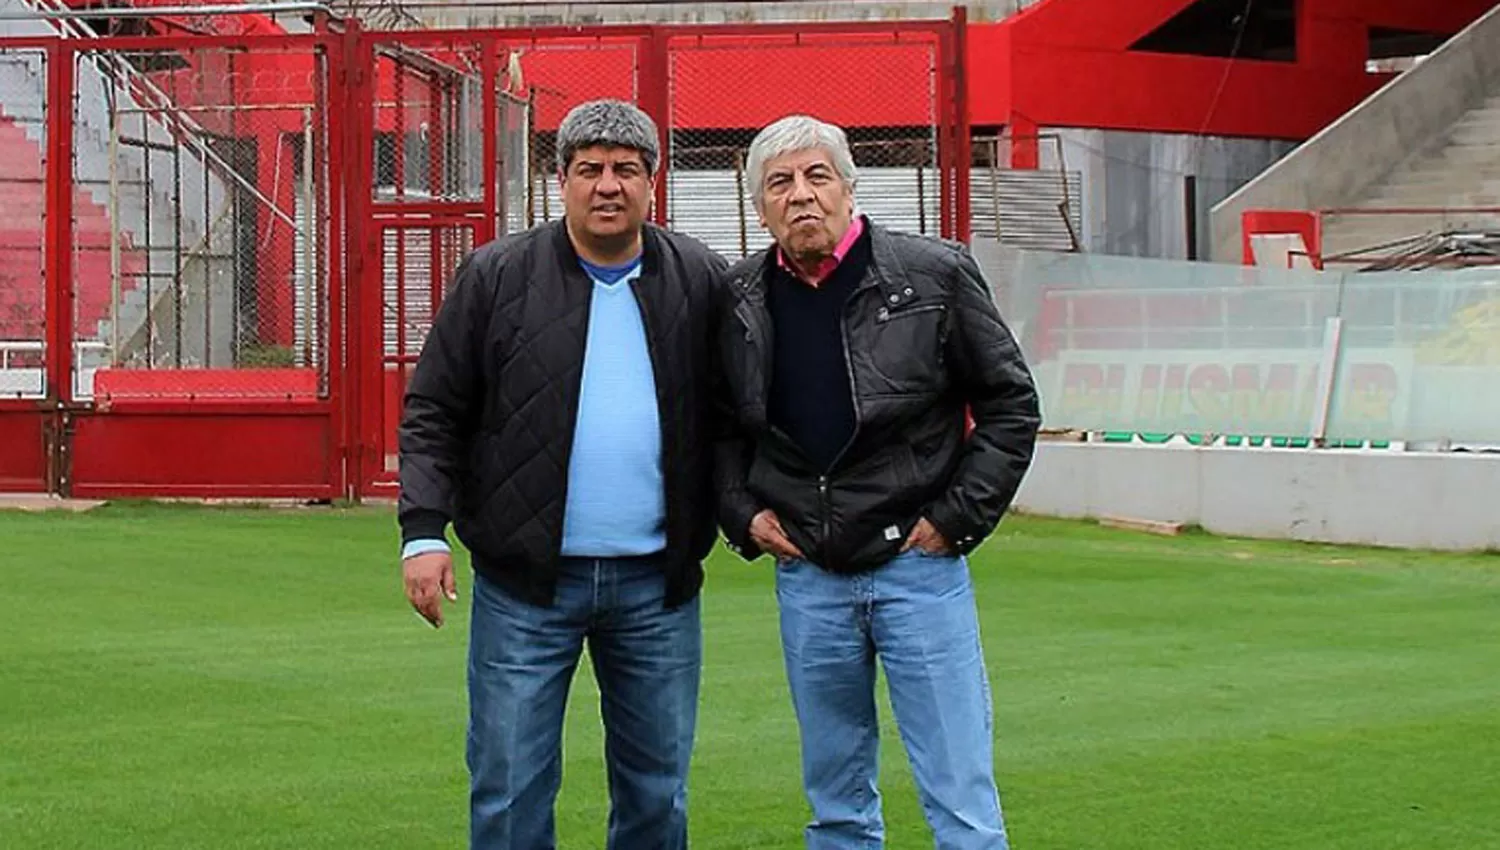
[745,115,858,211]
[555,99,661,176]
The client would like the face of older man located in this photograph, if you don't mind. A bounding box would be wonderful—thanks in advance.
[757,146,854,267]
[560,144,654,259]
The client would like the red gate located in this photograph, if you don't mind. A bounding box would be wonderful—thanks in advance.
[360,219,477,496]
[0,10,967,501]
[0,26,347,499]
[345,18,966,498]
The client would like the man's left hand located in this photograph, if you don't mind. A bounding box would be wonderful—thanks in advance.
[901,518,951,555]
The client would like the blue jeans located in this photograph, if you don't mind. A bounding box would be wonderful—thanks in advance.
[776,549,1009,850]
[467,557,701,850]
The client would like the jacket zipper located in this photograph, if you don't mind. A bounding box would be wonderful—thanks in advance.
[554,277,590,557]
[819,473,830,549]
[825,290,865,472]
[876,303,946,323]
[631,275,674,553]
[815,291,867,560]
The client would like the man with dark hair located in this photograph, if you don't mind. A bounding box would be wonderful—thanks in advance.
[714,114,1041,849]
[398,98,725,850]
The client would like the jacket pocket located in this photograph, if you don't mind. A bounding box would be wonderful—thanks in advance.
[863,304,948,397]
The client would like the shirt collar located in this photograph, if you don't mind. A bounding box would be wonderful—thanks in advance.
[777,214,865,288]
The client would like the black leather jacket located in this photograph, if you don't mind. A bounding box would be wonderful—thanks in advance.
[398,221,727,607]
[713,222,1040,572]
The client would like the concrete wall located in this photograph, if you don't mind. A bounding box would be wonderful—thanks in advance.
[1040,128,1295,261]
[1015,442,1500,552]
[1209,4,1500,262]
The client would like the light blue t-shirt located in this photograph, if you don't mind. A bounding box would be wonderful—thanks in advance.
[401,253,665,560]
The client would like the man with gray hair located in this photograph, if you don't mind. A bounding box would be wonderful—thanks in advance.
[713,114,1040,849]
[398,98,726,849]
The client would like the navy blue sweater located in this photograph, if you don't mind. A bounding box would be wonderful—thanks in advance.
[766,226,873,472]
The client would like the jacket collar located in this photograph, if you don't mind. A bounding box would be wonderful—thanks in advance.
[865,221,919,309]
[549,218,662,285]
[737,218,916,310]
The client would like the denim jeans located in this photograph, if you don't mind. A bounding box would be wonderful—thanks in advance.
[467,556,701,850]
[776,549,1009,850]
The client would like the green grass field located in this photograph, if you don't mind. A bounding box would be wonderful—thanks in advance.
[1,503,1497,849]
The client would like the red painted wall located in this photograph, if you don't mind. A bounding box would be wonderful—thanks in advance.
[1005,0,1193,50]
[973,0,1495,144]
[512,33,944,131]
[79,0,1491,348]
[666,37,939,130]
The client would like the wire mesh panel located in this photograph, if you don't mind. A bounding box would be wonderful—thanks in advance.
[0,47,47,399]
[372,42,487,203]
[503,37,640,227]
[70,43,333,401]
[377,222,473,479]
[666,30,943,258]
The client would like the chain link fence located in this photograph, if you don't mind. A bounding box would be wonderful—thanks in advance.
[506,37,640,227]
[367,31,951,256]
[66,44,332,399]
[0,47,47,399]
[666,32,943,258]
[377,221,474,476]
[372,42,488,203]
[0,16,964,497]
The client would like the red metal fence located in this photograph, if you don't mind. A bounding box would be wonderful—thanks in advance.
[0,11,968,500]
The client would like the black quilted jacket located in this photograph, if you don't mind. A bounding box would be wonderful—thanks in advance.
[713,222,1041,572]
[398,220,727,608]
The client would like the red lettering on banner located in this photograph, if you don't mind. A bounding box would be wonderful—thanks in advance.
[1061,363,1128,420]
[1057,354,1405,432]
[1162,364,1187,418]
[1059,364,1103,419]
[1229,363,1297,426]
[1187,364,1230,424]
[1136,363,1162,419]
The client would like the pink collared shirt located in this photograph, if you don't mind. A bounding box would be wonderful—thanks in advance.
[777,215,865,288]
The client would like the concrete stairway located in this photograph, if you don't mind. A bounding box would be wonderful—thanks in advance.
[0,0,228,351]
[1320,90,1500,262]
[1211,4,1500,264]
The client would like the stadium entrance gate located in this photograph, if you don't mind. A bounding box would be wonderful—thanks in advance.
[0,11,967,501]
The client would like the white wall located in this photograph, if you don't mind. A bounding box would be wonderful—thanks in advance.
[1015,442,1500,551]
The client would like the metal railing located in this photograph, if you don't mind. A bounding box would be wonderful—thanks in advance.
[0,339,110,398]
[1317,205,1500,269]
